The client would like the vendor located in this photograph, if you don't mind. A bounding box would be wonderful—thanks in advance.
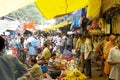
[36,42,51,65]
[22,58,42,80]
[47,53,61,79]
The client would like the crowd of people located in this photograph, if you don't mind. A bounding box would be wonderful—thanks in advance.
[1,32,120,80]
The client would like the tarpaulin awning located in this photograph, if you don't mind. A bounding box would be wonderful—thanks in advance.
[45,21,70,31]
[87,0,102,19]
[35,0,88,19]
[0,0,102,20]
[0,0,35,17]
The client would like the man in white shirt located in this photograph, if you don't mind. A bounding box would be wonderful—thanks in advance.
[81,36,92,78]
[55,34,62,53]
[107,39,120,80]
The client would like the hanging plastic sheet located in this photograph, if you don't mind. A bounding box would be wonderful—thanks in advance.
[73,10,82,17]
[73,8,86,17]
[87,0,102,19]
[73,17,80,27]
[35,0,88,19]
[24,21,36,32]
[72,8,86,27]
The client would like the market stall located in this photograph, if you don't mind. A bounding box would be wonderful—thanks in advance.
[101,0,120,34]
[112,14,120,34]
[58,55,87,80]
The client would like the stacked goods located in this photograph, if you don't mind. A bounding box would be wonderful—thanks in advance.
[63,69,87,80]
[59,59,87,80]
[67,60,78,71]
[87,20,99,31]
[87,19,104,35]
[60,59,68,70]
[89,29,104,35]
[58,51,86,80]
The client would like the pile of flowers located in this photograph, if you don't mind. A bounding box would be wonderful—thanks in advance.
[63,69,87,80]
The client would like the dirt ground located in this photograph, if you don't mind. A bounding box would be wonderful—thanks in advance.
[88,68,106,80]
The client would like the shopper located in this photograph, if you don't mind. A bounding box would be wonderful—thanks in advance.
[107,39,120,80]
[103,34,116,80]
[81,36,92,78]
[26,34,38,63]
[17,37,26,63]
[0,36,27,80]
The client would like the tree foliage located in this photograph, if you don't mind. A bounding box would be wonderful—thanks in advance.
[7,3,44,24]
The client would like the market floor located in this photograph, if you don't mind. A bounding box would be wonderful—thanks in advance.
[88,68,106,80]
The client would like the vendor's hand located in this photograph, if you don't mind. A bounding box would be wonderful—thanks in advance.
[21,76,27,80]
[27,68,32,71]
[24,72,30,76]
